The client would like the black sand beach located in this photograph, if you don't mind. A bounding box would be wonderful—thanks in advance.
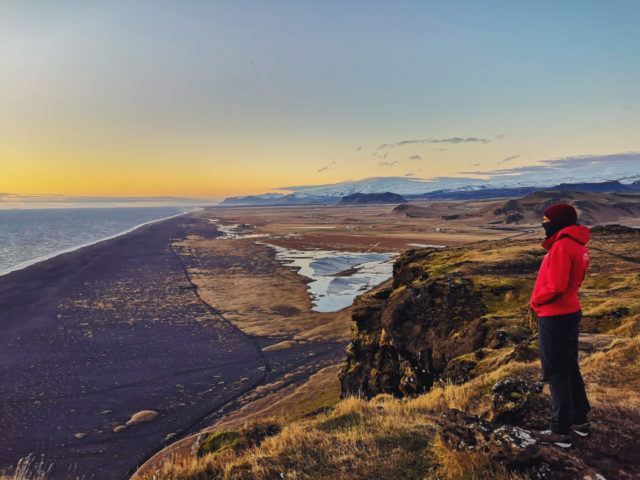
[0,214,344,479]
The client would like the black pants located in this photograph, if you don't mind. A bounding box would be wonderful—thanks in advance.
[537,311,591,434]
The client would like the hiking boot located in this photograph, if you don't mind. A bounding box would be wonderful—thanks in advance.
[571,421,591,437]
[534,429,573,448]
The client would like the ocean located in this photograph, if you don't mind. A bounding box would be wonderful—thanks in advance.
[0,206,192,276]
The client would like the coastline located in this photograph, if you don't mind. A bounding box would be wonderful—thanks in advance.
[0,210,349,480]
[0,208,196,278]
[0,212,268,479]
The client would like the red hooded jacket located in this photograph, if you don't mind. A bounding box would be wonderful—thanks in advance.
[530,225,590,317]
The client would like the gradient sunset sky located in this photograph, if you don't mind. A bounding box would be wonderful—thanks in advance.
[2,1,639,199]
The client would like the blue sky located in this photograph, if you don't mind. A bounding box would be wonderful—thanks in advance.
[1,1,639,197]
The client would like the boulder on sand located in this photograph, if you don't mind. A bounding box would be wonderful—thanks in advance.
[126,410,159,426]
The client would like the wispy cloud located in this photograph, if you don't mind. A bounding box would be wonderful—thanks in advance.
[400,137,490,146]
[408,154,422,161]
[458,152,640,177]
[378,160,399,168]
[499,154,520,164]
[621,105,636,111]
[317,161,337,173]
[371,136,493,158]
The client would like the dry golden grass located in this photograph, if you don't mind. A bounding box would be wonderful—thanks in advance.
[581,335,640,414]
[145,332,640,480]
[0,455,52,480]
[610,314,640,337]
[215,365,342,430]
[143,396,436,479]
[174,237,352,341]
[142,364,541,479]
[407,361,539,416]
[430,435,525,480]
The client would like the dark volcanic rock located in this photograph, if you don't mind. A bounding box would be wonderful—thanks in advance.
[591,224,639,235]
[436,409,493,448]
[487,425,540,464]
[487,327,531,349]
[436,409,540,465]
[503,339,540,363]
[339,192,407,205]
[505,212,524,224]
[340,253,488,398]
[391,249,433,287]
[491,378,549,429]
[441,352,478,384]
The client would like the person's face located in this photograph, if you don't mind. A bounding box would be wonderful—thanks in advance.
[542,215,556,238]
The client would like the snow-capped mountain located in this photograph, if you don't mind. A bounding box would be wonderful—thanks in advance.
[220,152,640,205]
[278,176,488,197]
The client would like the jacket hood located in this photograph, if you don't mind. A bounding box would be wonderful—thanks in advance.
[542,224,590,250]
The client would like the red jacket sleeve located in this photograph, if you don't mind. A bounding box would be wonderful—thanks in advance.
[531,240,572,306]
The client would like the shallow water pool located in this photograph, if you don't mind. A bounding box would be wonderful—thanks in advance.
[263,243,396,312]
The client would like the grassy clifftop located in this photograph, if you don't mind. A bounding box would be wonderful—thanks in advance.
[140,226,640,479]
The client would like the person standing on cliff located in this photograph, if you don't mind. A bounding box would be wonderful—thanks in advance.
[530,203,591,448]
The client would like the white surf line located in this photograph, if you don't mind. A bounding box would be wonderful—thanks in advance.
[0,210,195,278]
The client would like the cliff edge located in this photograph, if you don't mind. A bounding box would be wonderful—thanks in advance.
[135,227,640,479]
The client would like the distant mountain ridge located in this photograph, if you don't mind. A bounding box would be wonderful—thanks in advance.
[339,192,407,205]
[409,180,640,201]
[488,190,640,225]
[220,193,341,206]
[391,189,640,226]
[220,179,640,206]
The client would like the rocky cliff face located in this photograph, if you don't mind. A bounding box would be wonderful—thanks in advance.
[340,249,491,398]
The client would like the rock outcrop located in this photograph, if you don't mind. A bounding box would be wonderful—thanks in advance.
[590,224,639,235]
[195,422,281,457]
[491,378,549,429]
[435,409,540,465]
[340,252,489,398]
